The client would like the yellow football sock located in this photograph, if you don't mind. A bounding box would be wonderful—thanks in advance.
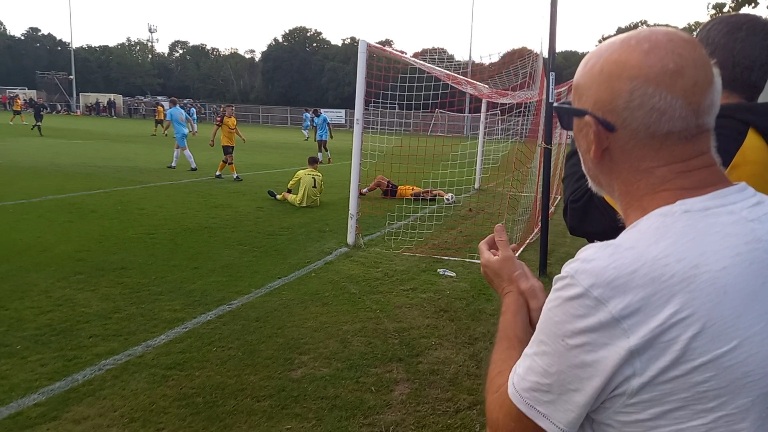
[217,162,227,173]
[229,164,236,174]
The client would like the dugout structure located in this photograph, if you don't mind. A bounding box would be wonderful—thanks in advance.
[347,41,572,261]
[79,93,124,116]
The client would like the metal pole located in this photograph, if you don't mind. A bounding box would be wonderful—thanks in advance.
[68,0,78,113]
[538,0,558,277]
[463,0,475,136]
[473,99,488,190]
[347,40,369,246]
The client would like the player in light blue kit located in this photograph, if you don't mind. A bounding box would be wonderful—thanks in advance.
[312,108,333,163]
[188,104,198,134]
[162,97,199,171]
[301,108,312,141]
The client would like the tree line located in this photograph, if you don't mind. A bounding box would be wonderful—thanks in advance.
[0,0,763,109]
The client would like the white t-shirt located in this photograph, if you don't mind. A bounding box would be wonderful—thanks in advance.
[510,183,768,432]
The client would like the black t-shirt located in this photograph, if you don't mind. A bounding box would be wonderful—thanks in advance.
[33,103,48,116]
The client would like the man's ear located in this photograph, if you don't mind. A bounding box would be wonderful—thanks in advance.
[586,117,610,162]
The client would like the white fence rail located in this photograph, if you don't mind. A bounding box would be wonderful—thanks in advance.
[119,101,354,129]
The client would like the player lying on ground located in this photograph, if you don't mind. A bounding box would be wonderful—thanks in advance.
[359,175,448,199]
[267,156,324,207]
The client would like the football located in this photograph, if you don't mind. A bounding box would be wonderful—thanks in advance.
[443,193,456,204]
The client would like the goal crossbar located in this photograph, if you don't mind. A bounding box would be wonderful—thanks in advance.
[367,42,539,104]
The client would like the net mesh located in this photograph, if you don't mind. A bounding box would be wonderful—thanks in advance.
[354,42,572,260]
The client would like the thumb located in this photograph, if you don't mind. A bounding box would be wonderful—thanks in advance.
[493,224,512,256]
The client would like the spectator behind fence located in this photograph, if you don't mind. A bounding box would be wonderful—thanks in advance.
[479,27,768,432]
[561,13,768,243]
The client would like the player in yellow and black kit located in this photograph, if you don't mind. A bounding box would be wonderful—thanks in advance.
[210,104,246,181]
[559,13,768,243]
[268,156,324,207]
[152,102,165,136]
[9,96,28,125]
[358,174,449,199]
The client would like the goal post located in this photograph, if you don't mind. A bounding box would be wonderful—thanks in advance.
[474,99,489,191]
[347,40,572,260]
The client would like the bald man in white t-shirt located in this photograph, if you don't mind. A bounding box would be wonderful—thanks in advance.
[479,27,768,432]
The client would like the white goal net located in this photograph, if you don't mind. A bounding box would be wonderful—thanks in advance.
[348,41,573,260]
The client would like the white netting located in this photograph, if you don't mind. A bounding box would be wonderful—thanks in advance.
[352,42,572,259]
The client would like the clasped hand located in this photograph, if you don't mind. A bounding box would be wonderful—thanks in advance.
[478,224,547,329]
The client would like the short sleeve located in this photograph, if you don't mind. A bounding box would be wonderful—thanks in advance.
[508,271,633,432]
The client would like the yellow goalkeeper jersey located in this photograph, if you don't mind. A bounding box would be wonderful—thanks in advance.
[287,168,324,207]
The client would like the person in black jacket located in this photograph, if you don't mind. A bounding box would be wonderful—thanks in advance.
[560,13,768,243]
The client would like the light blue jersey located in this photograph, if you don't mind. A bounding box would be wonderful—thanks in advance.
[189,107,197,124]
[302,112,311,130]
[314,113,330,140]
[166,106,191,147]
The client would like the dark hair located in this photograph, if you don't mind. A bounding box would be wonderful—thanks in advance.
[312,108,320,116]
[304,108,310,112]
[308,156,320,166]
[169,97,179,106]
[697,13,768,102]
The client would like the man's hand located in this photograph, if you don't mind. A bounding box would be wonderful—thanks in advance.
[330,133,334,140]
[209,139,215,147]
[479,224,547,329]
[241,136,246,143]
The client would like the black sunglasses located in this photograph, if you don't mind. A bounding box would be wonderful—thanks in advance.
[553,101,617,133]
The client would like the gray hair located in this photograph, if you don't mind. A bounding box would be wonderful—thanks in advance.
[613,64,722,141]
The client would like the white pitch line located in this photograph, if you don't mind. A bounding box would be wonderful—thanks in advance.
[0,186,452,421]
[0,163,350,207]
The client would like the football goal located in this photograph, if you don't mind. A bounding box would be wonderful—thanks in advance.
[347,40,572,261]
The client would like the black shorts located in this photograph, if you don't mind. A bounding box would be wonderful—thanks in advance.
[34,114,43,123]
[222,145,235,156]
[382,181,398,198]
[154,119,164,126]
[13,110,22,116]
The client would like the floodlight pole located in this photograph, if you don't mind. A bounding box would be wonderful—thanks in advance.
[538,0,558,277]
[463,0,475,136]
[68,0,78,112]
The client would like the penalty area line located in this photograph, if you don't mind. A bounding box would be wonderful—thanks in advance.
[0,214,379,422]
[0,163,350,207]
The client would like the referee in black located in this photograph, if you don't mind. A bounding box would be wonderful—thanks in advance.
[31,97,48,136]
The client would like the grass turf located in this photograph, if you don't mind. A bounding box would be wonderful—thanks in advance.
[0,114,585,431]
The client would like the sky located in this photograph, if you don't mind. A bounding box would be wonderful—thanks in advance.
[3,0,762,59]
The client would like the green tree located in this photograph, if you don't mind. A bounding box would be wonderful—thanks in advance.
[552,50,587,84]
[708,0,763,17]
[259,26,333,106]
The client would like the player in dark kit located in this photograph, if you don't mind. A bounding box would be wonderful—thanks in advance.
[30,98,48,136]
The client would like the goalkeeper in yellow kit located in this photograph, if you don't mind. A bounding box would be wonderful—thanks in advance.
[267,156,324,207]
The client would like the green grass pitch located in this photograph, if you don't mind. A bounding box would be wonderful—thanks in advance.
[0,114,584,431]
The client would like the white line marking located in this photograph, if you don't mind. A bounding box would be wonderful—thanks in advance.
[0,206,399,421]
[0,163,350,207]
[0,171,469,419]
